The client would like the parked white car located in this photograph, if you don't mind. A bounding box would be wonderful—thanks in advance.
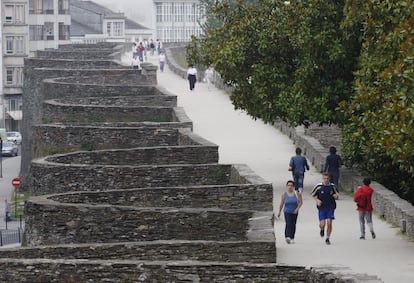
[2,141,18,157]
[6,132,22,144]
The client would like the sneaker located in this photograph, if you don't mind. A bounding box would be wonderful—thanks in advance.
[320,229,325,237]
[290,239,295,244]
[325,238,331,245]
[371,231,376,239]
[359,236,365,240]
[285,237,291,244]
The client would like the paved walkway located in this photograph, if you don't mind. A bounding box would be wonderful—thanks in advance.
[122,52,414,282]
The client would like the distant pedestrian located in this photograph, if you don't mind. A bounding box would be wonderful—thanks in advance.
[150,39,155,55]
[131,55,140,70]
[324,146,342,190]
[311,173,339,245]
[288,147,310,193]
[5,199,11,221]
[204,65,214,90]
[187,64,198,91]
[159,52,166,72]
[354,177,376,240]
[277,180,303,244]
[137,42,145,62]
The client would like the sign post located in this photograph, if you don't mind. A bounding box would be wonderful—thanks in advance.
[12,178,21,218]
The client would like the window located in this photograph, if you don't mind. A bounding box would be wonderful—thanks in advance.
[58,0,69,14]
[113,22,123,36]
[29,0,42,14]
[6,37,14,54]
[44,0,54,14]
[4,36,25,55]
[5,5,13,23]
[106,22,112,36]
[30,25,44,40]
[45,22,54,40]
[58,23,70,40]
[4,4,25,24]
[6,69,13,85]
[5,67,24,87]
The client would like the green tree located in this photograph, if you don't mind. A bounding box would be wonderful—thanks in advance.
[188,0,358,126]
[341,0,414,202]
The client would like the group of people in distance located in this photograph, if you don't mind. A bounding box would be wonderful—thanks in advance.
[277,146,376,245]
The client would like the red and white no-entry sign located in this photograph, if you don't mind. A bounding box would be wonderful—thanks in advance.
[12,177,21,187]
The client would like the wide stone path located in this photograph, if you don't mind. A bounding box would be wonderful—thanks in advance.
[122,52,414,283]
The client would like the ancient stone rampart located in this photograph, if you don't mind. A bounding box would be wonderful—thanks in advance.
[3,43,382,282]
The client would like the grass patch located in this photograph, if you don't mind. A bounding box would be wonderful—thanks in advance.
[10,188,30,219]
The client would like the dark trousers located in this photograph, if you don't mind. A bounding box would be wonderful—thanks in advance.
[284,212,298,239]
[328,171,340,190]
[188,74,196,90]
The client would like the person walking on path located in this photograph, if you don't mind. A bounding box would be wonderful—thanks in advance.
[187,65,198,91]
[277,180,303,244]
[311,173,339,245]
[159,52,166,72]
[354,177,376,240]
[324,146,342,190]
[204,65,214,90]
[288,147,310,193]
[4,199,11,222]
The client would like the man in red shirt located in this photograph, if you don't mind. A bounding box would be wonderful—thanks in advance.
[354,177,376,240]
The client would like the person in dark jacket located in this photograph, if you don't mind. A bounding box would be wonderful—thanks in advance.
[311,173,339,245]
[354,177,376,240]
[288,147,310,194]
[324,146,342,190]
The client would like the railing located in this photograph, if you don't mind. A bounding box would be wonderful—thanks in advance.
[0,215,24,247]
[0,229,23,246]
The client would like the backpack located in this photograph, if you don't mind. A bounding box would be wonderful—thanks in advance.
[356,192,368,209]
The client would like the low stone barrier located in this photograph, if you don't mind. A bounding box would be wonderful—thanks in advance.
[32,125,188,158]
[25,199,254,245]
[0,240,275,263]
[35,49,118,60]
[29,163,254,195]
[0,258,381,282]
[47,183,271,211]
[48,95,177,107]
[42,101,180,123]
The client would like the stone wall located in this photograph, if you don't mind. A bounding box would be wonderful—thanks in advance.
[47,184,272,211]
[29,163,245,194]
[0,241,276,263]
[24,198,253,245]
[21,59,158,184]
[10,43,383,282]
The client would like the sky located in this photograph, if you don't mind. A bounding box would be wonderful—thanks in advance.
[93,0,154,29]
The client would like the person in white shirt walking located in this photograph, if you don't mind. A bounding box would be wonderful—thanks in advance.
[187,65,198,91]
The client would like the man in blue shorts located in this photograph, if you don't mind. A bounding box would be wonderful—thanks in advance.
[311,173,339,245]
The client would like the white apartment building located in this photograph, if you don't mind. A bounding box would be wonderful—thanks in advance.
[152,0,203,43]
[2,0,29,130]
[28,0,71,54]
[1,0,71,131]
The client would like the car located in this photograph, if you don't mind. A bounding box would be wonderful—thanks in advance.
[6,131,22,144]
[2,141,18,157]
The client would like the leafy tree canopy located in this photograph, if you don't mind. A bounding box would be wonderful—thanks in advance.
[189,0,359,127]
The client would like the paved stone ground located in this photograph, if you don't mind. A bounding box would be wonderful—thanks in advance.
[122,53,414,283]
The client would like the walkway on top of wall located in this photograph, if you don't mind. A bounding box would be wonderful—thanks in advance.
[121,52,414,283]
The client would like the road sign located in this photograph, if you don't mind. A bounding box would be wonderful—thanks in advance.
[12,177,21,187]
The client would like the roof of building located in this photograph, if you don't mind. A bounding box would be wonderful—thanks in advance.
[125,18,150,30]
[71,0,126,19]
[70,18,102,36]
